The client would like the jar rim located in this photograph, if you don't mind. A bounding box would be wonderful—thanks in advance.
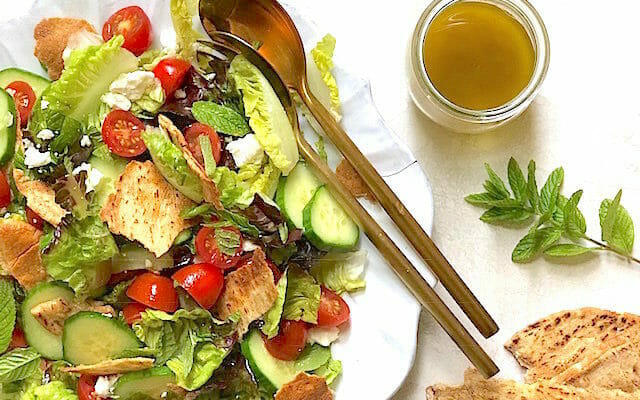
[411,0,550,123]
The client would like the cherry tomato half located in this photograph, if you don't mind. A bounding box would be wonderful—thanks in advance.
[25,207,44,230]
[172,263,224,309]
[152,58,191,98]
[0,172,10,209]
[126,272,179,313]
[122,302,148,325]
[102,110,147,157]
[5,81,35,127]
[317,286,351,327]
[184,123,222,167]
[9,328,27,350]
[264,320,308,361]
[102,6,153,56]
[78,375,102,400]
[195,226,243,270]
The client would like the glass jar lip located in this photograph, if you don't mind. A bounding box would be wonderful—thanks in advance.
[411,0,550,123]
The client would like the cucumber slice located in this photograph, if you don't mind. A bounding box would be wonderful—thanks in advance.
[0,89,16,166]
[302,186,359,251]
[276,162,321,229]
[0,68,50,98]
[62,312,141,365]
[113,367,175,399]
[21,282,74,360]
[111,245,173,274]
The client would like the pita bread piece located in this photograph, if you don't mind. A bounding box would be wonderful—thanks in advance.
[336,159,374,201]
[214,248,277,335]
[275,373,333,400]
[62,357,154,375]
[100,160,195,257]
[0,218,47,288]
[505,308,640,381]
[34,18,96,80]
[31,298,115,336]
[13,169,67,226]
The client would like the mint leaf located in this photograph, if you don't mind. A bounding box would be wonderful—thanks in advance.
[192,101,251,136]
[0,348,41,383]
[483,163,510,199]
[465,193,522,208]
[214,228,242,256]
[0,280,16,353]
[512,227,562,263]
[551,195,568,227]
[507,157,527,202]
[544,243,595,257]
[599,190,635,254]
[526,160,539,212]
[539,167,564,216]
[480,207,533,224]
[564,190,586,240]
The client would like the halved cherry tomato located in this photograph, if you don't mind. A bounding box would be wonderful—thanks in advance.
[25,207,44,230]
[123,302,147,325]
[184,123,222,166]
[102,6,152,56]
[9,328,27,349]
[5,81,35,127]
[172,263,224,309]
[264,320,308,361]
[78,375,102,400]
[126,272,179,312]
[152,58,191,98]
[195,226,243,270]
[102,110,147,157]
[0,172,10,209]
[317,286,350,327]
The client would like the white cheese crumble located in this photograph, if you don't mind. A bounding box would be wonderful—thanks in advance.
[72,162,103,193]
[109,71,158,101]
[40,99,49,110]
[100,92,132,111]
[226,134,265,168]
[307,326,340,347]
[36,129,55,140]
[94,375,118,398]
[22,138,33,149]
[242,240,261,252]
[80,135,92,148]
[24,146,52,168]
[5,88,15,97]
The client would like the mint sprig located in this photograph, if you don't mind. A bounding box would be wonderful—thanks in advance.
[466,157,638,264]
[0,280,16,353]
[0,348,41,383]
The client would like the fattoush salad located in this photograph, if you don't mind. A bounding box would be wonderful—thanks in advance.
[0,2,365,399]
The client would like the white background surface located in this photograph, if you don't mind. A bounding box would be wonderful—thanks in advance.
[3,1,640,399]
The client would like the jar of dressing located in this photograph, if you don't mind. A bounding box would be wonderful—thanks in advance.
[408,0,550,133]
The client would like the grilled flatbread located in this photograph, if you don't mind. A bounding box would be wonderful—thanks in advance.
[62,358,154,375]
[31,298,114,336]
[0,219,47,288]
[275,373,333,400]
[13,169,67,226]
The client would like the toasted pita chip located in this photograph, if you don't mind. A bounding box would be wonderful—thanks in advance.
[275,373,333,400]
[336,159,374,201]
[426,369,640,400]
[34,18,96,80]
[505,308,640,382]
[62,358,154,375]
[13,169,67,226]
[158,115,223,209]
[31,298,115,336]
[214,248,277,335]
[0,219,47,288]
[100,161,195,257]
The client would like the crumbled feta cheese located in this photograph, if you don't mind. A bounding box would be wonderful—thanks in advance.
[94,375,118,397]
[109,71,158,101]
[24,147,52,168]
[242,240,261,252]
[174,89,186,99]
[226,134,265,168]
[80,135,92,148]
[72,162,103,193]
[22,138,33,149]
[307,326,340,347]
[36,129,55,141]
[101,92,132,111]
[40,99,49,110]
[62,30,103,64]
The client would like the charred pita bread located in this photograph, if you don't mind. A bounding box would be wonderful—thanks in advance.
[0,219,47,288]
[13,169,67,226]
[158,115,223,209]
[214,248,277,335]
[505,308,640,382]
[31,298,115,336]
[100,160,195,257]
[275,373,333,400]
[62,358,154,375]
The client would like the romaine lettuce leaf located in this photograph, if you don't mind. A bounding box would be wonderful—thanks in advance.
[22,381,78,400]
[313,357,342,386]
[210,160,280,209]
[308,34,341,122]
[282,265,321,324]
[228,56,299,175]
[170,0,203,60]
[310,250,366,294]
[42,216,118,298]
[261,270,287,338]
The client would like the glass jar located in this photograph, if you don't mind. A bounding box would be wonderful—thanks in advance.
[408,0,550,134]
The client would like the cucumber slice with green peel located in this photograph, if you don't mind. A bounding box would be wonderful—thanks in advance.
[111,245,174,274]
[0,68,50,98]
[113,367,175,399]
[21,282,74,360]
[276,162,322,229]
[302,186,359,251]
[62,312,141,365]
[0,89,16,166]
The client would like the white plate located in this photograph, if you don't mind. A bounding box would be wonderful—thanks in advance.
[0,1,435,398]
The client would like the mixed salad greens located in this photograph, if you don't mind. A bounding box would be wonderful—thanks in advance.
[0,1,364,399]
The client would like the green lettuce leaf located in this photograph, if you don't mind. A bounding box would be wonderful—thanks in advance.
[167,343,227,390]
[261,270,288,338]
[131,79,165,116]
[313,357,342,386]
[228,56,299,175]
[22,381,78,400]
[282,265,321,324]
[308,34,341,121]
[294,345,331,372]
[310,250,366,294]
[170,0,203,60]
[42,216,117,298]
